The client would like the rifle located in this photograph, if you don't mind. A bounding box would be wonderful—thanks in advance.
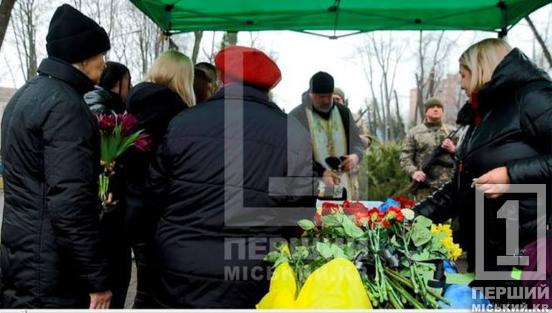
[408,128,460,194]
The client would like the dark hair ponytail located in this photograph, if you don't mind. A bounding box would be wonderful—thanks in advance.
[99,61,130,90]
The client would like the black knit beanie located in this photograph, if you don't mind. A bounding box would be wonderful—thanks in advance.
[46,4,111,63]
[309,71,334,94]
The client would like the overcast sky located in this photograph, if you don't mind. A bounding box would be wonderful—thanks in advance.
[232,4,551,117]
[1,2,551,121]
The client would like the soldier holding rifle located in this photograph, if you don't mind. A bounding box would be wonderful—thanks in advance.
[400,98,458,201]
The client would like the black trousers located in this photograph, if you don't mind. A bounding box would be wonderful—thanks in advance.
[101,209,132,308]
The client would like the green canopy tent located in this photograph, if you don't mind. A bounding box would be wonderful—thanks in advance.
[130,0,551,38]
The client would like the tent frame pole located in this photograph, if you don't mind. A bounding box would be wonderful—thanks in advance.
[497,0,508,38]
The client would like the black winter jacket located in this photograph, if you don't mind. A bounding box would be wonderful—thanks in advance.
[148,84,315,308]
[84,87,126,115]
[0,57,110,308]
[123,82,187,243]
[414,49,552,271]
[289,99,365,177]
[122,82,187,308]
[84,86,131,309]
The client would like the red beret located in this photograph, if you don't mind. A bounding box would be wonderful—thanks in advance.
[215,45,282,90]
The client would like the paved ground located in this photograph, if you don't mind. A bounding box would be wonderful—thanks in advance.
[124,261,137,308]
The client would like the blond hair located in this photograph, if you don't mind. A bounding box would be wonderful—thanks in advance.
[459,38,512,94]
[145,50,196,107]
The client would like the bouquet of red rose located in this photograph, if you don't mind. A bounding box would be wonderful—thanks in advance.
[264,196,462,309]
[97,112,151,210]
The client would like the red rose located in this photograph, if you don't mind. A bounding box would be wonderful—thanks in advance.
[321,202,340,215]
[392,195,416,208]
[342,200,351,209]
[97,114,117,132]
[134,133,152,152]
[344,201,367,215]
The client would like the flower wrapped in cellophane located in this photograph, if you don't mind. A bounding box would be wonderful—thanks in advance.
[97,112,151,211]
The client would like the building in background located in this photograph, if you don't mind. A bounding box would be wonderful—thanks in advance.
[409,74,466,126]
[0,86,14,186]
[0,87,16,111]
[0,87,16,146]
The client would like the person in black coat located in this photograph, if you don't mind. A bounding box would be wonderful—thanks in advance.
[123,50,196,308]
[0,4,112,309]
[289,72,364,200]
[84,61,132,308]
[84,61,131,115]
[413,38,552,304]
[196,61,219,95]
[193,67,214,104]
[148,46,315,308]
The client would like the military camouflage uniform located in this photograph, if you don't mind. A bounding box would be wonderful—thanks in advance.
[400,121,457,201]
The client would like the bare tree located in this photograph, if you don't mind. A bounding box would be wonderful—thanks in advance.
[12,0,40,81]
[364,98,377,137]
[526,16,552,68]
[360,43,382,139]
[358,32,405,141]
[124,5,163,77]
[250,32,280,62]
[413,31,456,124]
[201,31,219,63]
[105,0,117,38]
[74,0,118,40]
[138,18,161,76]
[0,0,16,52]
[393,90,405,138]
[70,0,83,10]
[248,31,261,48]
[538,7,552,68]
[2,0,181,86]
[70,0,163,81]
[109,4,136,67]
[2,53,18,88]
[191,31,203,63]
[354,106,369,124]
[221,31,238,48]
